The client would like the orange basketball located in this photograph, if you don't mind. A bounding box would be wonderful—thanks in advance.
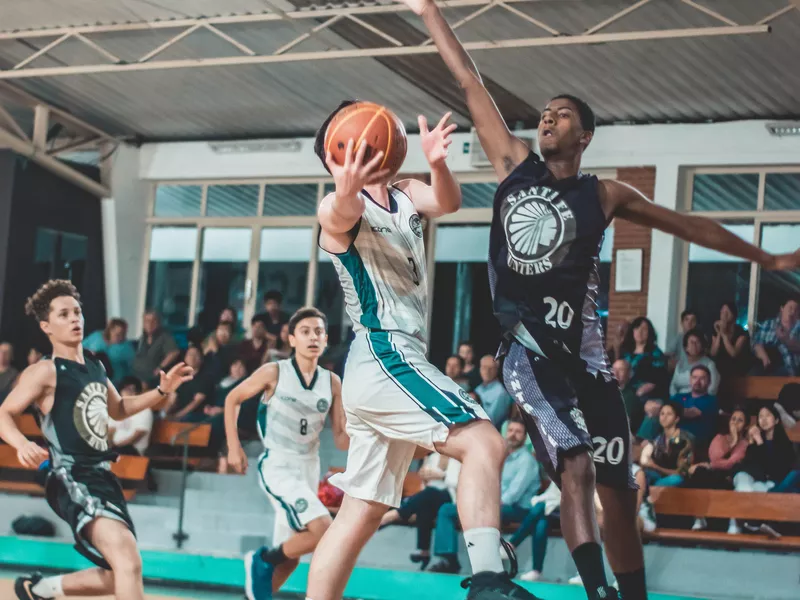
[324,102,407,177]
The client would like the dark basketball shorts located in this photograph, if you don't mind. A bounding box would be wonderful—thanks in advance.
[502,341,636,490]
[45,463,136,569]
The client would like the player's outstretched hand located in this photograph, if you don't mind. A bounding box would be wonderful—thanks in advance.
[420,112,456,168]
[325,139,390,198]
[228,444,248,475]
[767,249,800,271]
[397,0,433,16]
[159,362,194,395]
[17,440,48,469]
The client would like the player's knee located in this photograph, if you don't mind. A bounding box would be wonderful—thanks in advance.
[109,547,142,579]
[307,515,333,539]
[561,450,596,492]
[461,421,506,466]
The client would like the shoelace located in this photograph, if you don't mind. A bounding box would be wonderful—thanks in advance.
[460,538,520,589]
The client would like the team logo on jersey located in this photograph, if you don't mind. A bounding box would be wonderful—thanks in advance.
[458,388,477,407]
[73,382,109,452]
[316,399,329,413]
[570,408,588,433]
[503,185,575,275]
[295,498,309,513]
[409,213,424,238]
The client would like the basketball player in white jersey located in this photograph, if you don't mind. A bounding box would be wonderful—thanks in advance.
[224,307,348,600]
[305,106,541,600]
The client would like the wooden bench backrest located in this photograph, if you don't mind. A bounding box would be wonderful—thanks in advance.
[151,421,211,447]
[14,414,42,439]
[0,445,148,481]
[651,487,800,522]
[730,376,800,402]
[403,472,424,498]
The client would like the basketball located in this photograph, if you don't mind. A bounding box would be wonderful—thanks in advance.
[324,101,408,177]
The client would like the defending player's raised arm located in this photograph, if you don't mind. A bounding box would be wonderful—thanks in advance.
[329,374,349,451]
[603,179,800,271]
[107,362,193,420]
[400,0,529,180]
[0,362,52,467]
[225,362,278,474]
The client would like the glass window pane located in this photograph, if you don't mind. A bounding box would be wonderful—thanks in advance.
[764,173,800,211]
[263,184,318,216]
[34,228,88,289]
[435,225,490,262]
[757,223,800,321]
[599,226,614,263]
[315,262,348,347]
[461,183,497,208]
[146,226,197,329]
[196,228,251,332]
[154,185,202,217]
[686,223,753,331]
[691,174,758,212]
[257,228,311,332]
[206,184,259,217]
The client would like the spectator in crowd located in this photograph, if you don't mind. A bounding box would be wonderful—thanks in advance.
[444,354,470,391]
[0,342,19,404]
[166,346,209,421]
[204,358,249,420]
[666,309,698,368]
[204,322,237,384]
[27,347,43,366]
[429,419,540,574]
[458,341,482,390]
[612,358,644,433]
[205,358,253,472]
[669,365,718,449]
[686,408,749,531]
[379,451,458,570]
[133,310,180,387]
[266,323,292,363]
[107,377,154,456]
[775,382,799,429]
[238,315,270,373]
[473,355,513,430]
[752,298,800,376]
[710,302,750,378]
[255,290,290,345]
[621,316,669,400]
[84,318,136,385]
[639,401,694,487]
[670,329,720,397]
[218,306,244,340]
[605,320,629,365]
[514,481,561,582]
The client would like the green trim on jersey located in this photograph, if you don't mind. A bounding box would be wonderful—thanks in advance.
[256,402,267,440]
[337,246,381,330]
[256,451,303,532]
[366,331,477,425]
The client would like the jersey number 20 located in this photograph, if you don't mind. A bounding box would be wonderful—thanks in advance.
[543,297,574,329]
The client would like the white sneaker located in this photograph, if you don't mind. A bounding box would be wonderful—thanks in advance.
[692,517,707,531]
[519,570,541,582]
[569,574,583,585]
[727,520,741,535]
[639,502,657,532]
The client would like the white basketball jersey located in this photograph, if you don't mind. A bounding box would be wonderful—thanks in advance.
[257,359,333,457]
[326,187,428,341]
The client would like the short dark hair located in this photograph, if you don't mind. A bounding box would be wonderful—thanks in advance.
[447,354,466,370]
[314,100,359,173]
[662,399,684,421]
[118,376,143,394]
[251,314,270,327]
[690,364,711,379]
[25,279,81,322]
[680,309,697,321]
[682,328,706,351]
[263,290,283,304]
[216,321,233,332]
[288,307,328,336]
[720,301,738,320]
[550,94,595,133]
[458,340,474,349]
[507,417,526,428]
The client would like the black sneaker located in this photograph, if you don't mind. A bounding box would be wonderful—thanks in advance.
[461,571,544,599]
[429,557,461,573]
[592,586,621,600]
[15,573,46,600]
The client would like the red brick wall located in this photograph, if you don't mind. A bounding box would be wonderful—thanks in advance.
[607,167,656,336]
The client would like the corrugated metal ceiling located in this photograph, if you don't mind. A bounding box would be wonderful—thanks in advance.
[0,0,797,141]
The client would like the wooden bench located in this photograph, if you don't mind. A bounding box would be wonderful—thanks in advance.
[728,376,800,404]
[647,487,800,550]
[146,420,213,469]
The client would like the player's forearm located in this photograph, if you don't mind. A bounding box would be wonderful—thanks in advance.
[686,216,774,267]
[420,1,482,89]
[0,412,29,450]
[223,393,245,450]
[429,162,462,215]
[115,390,164,420]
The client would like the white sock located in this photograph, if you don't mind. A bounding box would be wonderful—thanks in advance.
[464,527,504,574]
[32,575,63,598]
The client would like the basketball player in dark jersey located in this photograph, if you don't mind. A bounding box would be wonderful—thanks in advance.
[401,2,800,599]
[0,280,193,600]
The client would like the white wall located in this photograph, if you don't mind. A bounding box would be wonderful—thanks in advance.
[129,120,800,341]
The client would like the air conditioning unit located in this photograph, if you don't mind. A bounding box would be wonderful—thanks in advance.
[468,128,534,168]
[208,139,302,154]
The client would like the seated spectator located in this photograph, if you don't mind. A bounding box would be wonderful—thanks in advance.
[208,359,257,473]
[605,320,629,365]
[729,405,798,533]
[266,323,291,363]
[218,306,244,340]
[27,347,43,366]
[666,309,697,369]
[429,419,540,573]
[204,322,237,383]
[751,298,800,376]
[85,318,136,385]
[669,365,718,449]
[458,341,481,390]
[710,302,750,378]
[670,329,720,397]
[239,315,270,373]
[379,451,458,570]
[639,401,694,487]
[255,290,290,347]
[166,346,210,421]
[686,408,748,531]
[613,358,644,433]
[133,310,180,387]
[108,377,153,456]
[621,317,669,401]
[204,359,249,419]
[775,382,799,429]
[444,354,470,391]
[514,482,561,582]
[0,342,19,404]
[474,355,513,430]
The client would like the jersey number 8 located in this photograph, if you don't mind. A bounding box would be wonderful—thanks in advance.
[299,418,308,435]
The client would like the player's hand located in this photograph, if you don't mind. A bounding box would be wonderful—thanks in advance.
[17,441,48,469]
[397,0,433,16]
[228,444,248,474]
[326,139,390,198]
[766,249,800,271]
[158,362,194,394]
[419,112,456,168]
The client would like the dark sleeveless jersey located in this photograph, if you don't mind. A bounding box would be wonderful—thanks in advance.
[489,151,611,377]
[40,356,114,468]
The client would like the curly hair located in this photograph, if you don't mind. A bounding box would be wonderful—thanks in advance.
[24,279,81,322]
